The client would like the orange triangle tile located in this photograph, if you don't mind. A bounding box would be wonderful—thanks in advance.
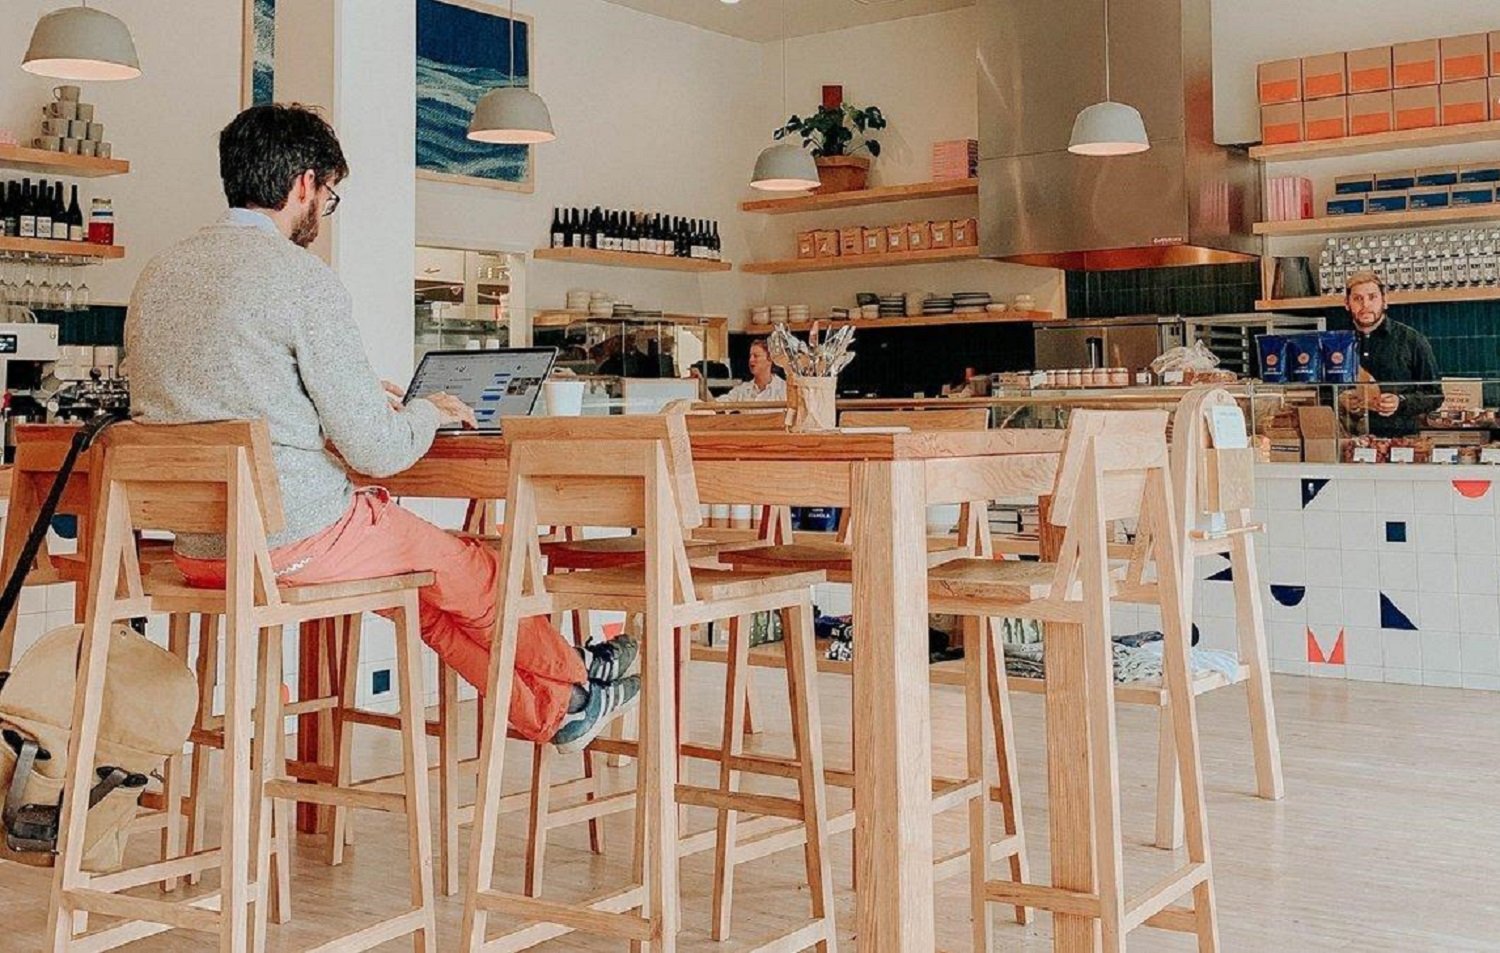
[1453,479,1492,500]
[1328,629,1346,665]
[1306,627,1326,664]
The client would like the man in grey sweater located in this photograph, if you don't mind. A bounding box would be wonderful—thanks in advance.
[125,104,636,751]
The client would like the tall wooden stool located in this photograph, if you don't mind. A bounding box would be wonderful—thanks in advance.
[929,409,1219,951]
[461,414,837,953]
[45,421,436,953]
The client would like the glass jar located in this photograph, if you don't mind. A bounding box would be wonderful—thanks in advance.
[87,198,114,246]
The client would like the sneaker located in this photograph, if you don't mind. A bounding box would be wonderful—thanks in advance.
[579,635,639,685]
[553,675,641,753]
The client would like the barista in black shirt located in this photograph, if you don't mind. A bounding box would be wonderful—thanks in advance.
[1341,270,1440,436]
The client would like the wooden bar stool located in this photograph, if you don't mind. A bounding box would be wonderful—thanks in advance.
[45,421,437,953]
[461,414,838,953]
[928,409,1219,951]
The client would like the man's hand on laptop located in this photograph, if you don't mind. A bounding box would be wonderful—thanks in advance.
[425,392,478,430]
[381,380,406,410]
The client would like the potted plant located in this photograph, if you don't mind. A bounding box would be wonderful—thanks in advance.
[775,102,887,194]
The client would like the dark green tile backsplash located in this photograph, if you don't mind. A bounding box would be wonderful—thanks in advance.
[1323,302,1500,378]
[1065,263,1260,319]
[31,305,126,346]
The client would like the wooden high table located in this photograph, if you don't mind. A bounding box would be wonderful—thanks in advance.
[321,427,1065,951]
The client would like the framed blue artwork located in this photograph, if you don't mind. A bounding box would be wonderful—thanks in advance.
[243,0,275,107]
[416,0,535,192]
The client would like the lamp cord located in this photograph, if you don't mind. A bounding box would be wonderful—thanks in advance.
[780,0,788,116]
[1102,0,1111,101]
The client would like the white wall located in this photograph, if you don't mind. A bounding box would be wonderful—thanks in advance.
[0,0,242,305]
[1213,0,1500,144]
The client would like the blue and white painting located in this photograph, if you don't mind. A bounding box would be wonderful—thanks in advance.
[417,0,534,191]
[247,0,274,106]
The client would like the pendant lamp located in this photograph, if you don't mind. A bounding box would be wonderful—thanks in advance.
[468,0,555,144]
[1067,0,1147,156]
[22,3,141,82]
[750,0,818,192]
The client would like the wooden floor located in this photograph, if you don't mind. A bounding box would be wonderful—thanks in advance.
[4,665,1499,951]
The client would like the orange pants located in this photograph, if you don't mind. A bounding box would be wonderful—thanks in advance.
[175,488,587,742]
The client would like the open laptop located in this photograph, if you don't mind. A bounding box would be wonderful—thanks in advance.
[403,347,558,433]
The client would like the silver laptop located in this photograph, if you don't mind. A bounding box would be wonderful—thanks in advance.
[403,347,558,433]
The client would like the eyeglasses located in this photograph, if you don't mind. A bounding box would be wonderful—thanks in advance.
[323,186,340,218]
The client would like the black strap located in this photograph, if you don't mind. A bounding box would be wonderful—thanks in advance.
[3,737,39,830]
[0,412,126,633]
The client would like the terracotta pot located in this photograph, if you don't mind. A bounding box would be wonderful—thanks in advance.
[814,155,871,194]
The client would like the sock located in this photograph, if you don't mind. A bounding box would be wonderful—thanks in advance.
[567,682,589,714]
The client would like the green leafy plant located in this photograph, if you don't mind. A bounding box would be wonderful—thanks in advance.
[774,103,887,158]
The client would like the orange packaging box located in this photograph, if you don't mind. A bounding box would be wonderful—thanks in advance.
[905,221,932,252]
[1492,78,1500,121]
[951,217,977,247]
[1492,31,1500,76]
[1304,96,1348,140]
[1303,52,1347,99]
[1260,102,1304,145]
[1258,58,1302,105]
[1393,39,1439,88]
[839,226,864,256]
[1441,33,1489,82]
[1348,90,1394,135]
[885,224,908,253]
[861,226,887,255]
[1393,85,1440,129]
[1346,45,1393,93]
[1441,79,1490,125]
[928,219,952,249]
[813,229,840,258]
[796,231,816,260]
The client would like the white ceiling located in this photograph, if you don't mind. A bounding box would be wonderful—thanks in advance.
[599,0,976,43]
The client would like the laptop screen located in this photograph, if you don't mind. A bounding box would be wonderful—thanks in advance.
[403,347,559,432]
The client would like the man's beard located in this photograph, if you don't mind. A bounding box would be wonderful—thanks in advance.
[289,202,321,247]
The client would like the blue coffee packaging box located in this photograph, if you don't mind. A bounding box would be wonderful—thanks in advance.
[1334,174,1376,195]
[1374,171,1416,191]
[1452,185,1496,206]
[1366,191,1409,213]
[1408,187,1451,210]
[1327,196,1367,215]
[1319,331,1359,384]
[1458,164,1500,184]
[1257,334,1290,383]
[1284,333,1324,383]
[1414,166,1460,187]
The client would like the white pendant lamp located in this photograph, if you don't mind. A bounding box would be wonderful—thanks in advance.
[1067,0,1147,156]
[22,3,141,82]
[467,0,555,144]
[751,0,818,192]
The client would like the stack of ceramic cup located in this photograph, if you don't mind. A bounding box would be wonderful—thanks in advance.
[565,289,593,311]
[588,293,615,318]
[33,86,111,158]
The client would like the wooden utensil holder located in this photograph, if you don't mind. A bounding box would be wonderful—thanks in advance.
[787,376,837,433]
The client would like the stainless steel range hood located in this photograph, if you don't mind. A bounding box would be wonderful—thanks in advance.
[977,0,1259,270]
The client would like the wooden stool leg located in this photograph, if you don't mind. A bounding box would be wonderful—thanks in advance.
[524,742,555,897]
[186,614,219,887]
[437,664,462,897]
[1080,536,1127,952]
[219,590,258,952]
[985,617,1030,925]
[963,616,994,953]
[328,615,362,866]
[564,608,607,855]
[269,785,292,925]
[394,593,439,952]
[782,602,836,953]
[250,627,285,953]
[643,604,680,951]
[161,613,193,893]
[1230,529,1284,802]
[710,615,751,941]
[1155,705,1185,850]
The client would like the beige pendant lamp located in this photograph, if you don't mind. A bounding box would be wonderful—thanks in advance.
[468,0,555,144]
[750,0,818,192]
[23,2,141,82]
[1067,0,1148,156]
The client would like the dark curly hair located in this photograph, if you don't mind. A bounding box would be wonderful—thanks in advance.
[218,103,349,210]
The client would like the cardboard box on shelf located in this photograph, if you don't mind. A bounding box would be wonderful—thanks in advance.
[1260,102,1304,144]
[1393,39,1439,88]
[931,138,978,181]
[1367,190,1410,213]
[1492,31,1500,75]
[1409,186,1451,210]
[1415,165,1460,187]
[929,219,952,249]
[1267,175,1314,220]
[796,231,816,260]
[861,226,886,255]
[1393,85,1439,129]
[813,229,839,258]
[1334,173,1376,194]
[1440,79,1490,125]
[1347,90,1394,135]
[1298,406,1341,463]
[1327,196,1367,215]
[1441,33,1489,82]
[1375,170,1416,191]
[1459,161,1500,183]
[1258,58,1302,104]
[885,224,908,253]
[839,226,864,256]
[1347,45,1393,93]
[1492,76,1500,120]
[951,217,978,247]
[1303,52,1348,99]
[1267,428,1302,463]
[1304,96,1348,139]
[906,221,931,252]
[1451,184,1496,205]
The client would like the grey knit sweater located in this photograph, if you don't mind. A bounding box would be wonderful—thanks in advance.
[125,209,441,557]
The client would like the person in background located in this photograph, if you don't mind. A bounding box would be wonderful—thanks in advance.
[124,104,636,751]
[719,338,787,403]
[1339,270,1441,437]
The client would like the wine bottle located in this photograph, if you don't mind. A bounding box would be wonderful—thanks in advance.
[592,207,605,250]
[678,217,690,258]
[565,208,579,247]
[3,182,19,238]
[624,212,639,254]
[710,220,721,261]
[0,183,9,238]
[550,207,565,248]
[35,180,53,239]
[18,179,37,239]
[67,184,84,242]
[661,215,674,257]
[51,184,68,241]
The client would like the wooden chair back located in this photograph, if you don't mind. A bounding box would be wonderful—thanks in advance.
[1049,409,1168,528]
[1170,386,1255,526]
[838,408,990,432]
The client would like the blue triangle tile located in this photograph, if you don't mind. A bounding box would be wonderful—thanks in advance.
[1206,566,1234,582]
[1302,478,1330,509]
[1270,584,1306,607]
[1380,592,1418,631]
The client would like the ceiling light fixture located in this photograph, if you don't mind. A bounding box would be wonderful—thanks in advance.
[468,0,555,144]
[750,0,818,192]
[1067,0,1148,156]
[22,2,141,82]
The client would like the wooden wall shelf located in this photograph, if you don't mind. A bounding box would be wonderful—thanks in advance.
[534,309,727,328]
[1249,120,1500,162]
[740,179,978,215]
[1255,286,1500,311]
[1255,204,1500,236]
[740,310,1057,334]
[532,247,732,272]
[0,145,129,178]
[741,246,980,274]
[0,237,124,261]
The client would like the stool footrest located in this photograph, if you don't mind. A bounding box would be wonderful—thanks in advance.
[70,894,222,953]
[741,917,834,953]
[340,706,443,737]
[300,909,429,953]
[87,849,223,893]
[1124,861,1210,932]
[676,784,805,820]
[264,778,405,814]
[474,886,652,943]
[930,777,983,815]
[66,887,222,934]
[542,789,636,829]
[984,880,1100,919]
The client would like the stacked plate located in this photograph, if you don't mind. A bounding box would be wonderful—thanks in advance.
[612,302,636,317]
[879,294,905,318]
[566,289,593,311]
[788,304,811,323]
[922,295,956,315]
[953,291,993,314]
[770,305,789,324]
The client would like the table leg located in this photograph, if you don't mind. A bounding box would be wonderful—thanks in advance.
[850,459,935,951]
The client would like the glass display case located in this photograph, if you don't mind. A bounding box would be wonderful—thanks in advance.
[413,246,517,362]
[532,310,728,380]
